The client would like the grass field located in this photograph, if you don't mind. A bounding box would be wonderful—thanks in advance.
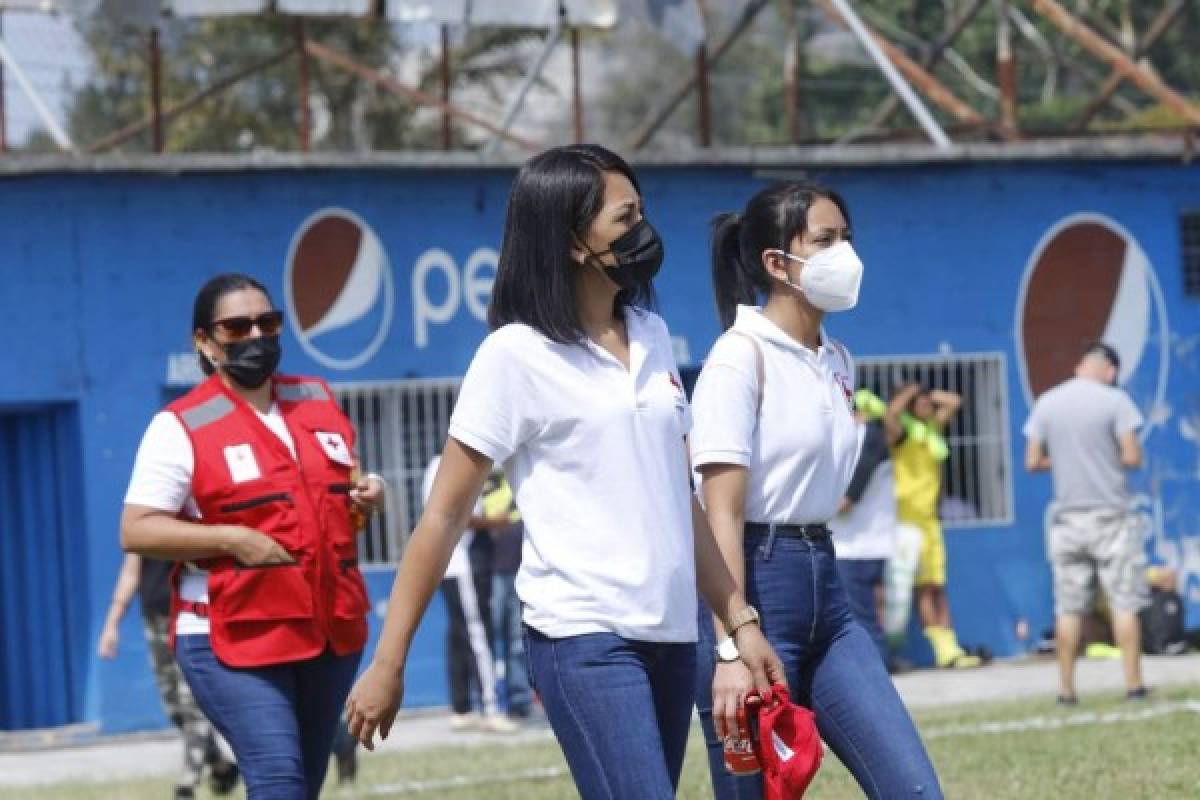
[6,685,1199,800]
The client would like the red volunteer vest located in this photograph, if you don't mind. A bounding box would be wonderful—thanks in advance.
[168,374,369,668]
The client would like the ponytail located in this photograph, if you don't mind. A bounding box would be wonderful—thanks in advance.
[711,212,768,330]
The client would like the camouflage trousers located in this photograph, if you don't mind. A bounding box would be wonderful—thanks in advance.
[143,613,234,790]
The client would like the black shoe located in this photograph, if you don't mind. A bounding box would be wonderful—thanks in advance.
[1126,686,1151,702]
[336,744,358,785]
[174,788,195,800]
[209,762,239,795]
[1056,693,1078,707]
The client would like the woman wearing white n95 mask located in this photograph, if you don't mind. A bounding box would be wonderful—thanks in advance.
[692,182,942,799]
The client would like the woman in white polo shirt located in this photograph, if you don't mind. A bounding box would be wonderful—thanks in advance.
[692,182,942,799]
[345,144,783,800]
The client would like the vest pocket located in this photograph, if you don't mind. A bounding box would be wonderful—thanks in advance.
[209,560,314,623]
[214,490,305,552]
[332,547,369,620]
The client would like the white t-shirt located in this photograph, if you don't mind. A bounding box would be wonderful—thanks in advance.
[124,405,296,636]
[691,305,859,525]
[447,309,697,642]
[829,422,898,560]
[421,455,479,580]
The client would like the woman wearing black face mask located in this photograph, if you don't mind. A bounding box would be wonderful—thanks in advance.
[346,145,783,800]
[121,273,386,800]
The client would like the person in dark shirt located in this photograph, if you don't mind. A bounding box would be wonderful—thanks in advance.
[98,554,238,800]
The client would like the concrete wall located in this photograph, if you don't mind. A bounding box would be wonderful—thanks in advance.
[1,154,1196,733]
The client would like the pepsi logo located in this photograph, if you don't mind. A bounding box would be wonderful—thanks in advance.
[284,209,394,370]
[1015,213,1170,434]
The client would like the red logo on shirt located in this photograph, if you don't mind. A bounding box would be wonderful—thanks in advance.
[668,373,682,393]
[836,374,854,409]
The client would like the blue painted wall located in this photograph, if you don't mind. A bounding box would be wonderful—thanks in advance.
[1,157,1196,733]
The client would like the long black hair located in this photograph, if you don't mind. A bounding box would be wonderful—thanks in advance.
[192,272,272,375]
[711,182,851,329]
[488,144,656,344]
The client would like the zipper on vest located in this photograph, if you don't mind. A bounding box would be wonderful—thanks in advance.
[234,559,300,572]
[218,492,293,513]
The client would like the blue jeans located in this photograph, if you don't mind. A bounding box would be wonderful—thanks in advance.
[491,571,533,712]
[695,531,941,800]
[836,558,890,666]
[177,635,361,800]
[526,627,695,800]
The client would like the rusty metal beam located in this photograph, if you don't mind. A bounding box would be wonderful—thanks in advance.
[626,0,771,151]
[304,39,537,151]
[440,24,451,150]
[1029,0,1200,127]
[859,0,989,136]
[295,19,310,152]
[0,11,6,154]
[571,27,583,143]
[695,44,712,147]
[88,46,295,155]
[995,0,1018,136]
[1072,0,1187,131]
[148,27,164,153]
[816,0,988,130]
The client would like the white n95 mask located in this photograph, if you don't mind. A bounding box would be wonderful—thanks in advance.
[772,241,864,312]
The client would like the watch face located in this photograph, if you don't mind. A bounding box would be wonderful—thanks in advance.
[717,637,740,662]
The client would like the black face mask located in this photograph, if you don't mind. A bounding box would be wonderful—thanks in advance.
[585,219,665,291]
[220,335,282,389]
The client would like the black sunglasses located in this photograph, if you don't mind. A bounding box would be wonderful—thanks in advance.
[210,311,284,340]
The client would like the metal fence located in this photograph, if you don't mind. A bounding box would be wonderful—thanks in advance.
[334,378,460,565]
[855,352,1014,528]
[337,351,1013,565]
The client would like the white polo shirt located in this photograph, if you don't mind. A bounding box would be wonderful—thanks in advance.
[691,305,859,525]
[448,308,697,642]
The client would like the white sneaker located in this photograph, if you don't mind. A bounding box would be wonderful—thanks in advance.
[449,712,479,732]
[480,713,519,734]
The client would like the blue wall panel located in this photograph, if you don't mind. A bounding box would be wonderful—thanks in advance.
[0,158,1196,733]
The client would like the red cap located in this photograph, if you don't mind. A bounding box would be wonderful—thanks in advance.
[751,684,823,799]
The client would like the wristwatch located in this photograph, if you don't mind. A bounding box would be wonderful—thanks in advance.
[725,605,761,636]
[715,636,740,664]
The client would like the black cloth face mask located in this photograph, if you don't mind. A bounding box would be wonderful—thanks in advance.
[220,335,282,389]
[583,219,665,291]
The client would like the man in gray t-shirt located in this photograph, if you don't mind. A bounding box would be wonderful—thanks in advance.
[1024,342,1149,705]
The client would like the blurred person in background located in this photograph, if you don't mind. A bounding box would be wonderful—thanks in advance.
[121,273,386,800]
[830,389,905,669]
[423,455,518,733]
[98,553,239,800]
[1024,342,1150,704]
[891,382,981,669]
[482,469,535,718]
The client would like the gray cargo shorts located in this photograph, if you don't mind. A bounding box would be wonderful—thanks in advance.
[1048,507,1149,616]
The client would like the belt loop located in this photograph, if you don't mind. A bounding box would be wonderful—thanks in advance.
[763,523,778,561]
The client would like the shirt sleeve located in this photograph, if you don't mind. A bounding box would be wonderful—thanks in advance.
[124,411,194,513]
[448,329,537,464]
[1023,399,1044,441]
[845,423,888,504]
[690,334,759,468]
[1114,391,1145,435]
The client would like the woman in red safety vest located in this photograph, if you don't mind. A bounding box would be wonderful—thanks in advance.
[121,273,385,800]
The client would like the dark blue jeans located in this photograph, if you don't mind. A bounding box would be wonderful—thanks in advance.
[836,557,890,666]
[526,627,695,800]
[695,531,942,800]
[177,635,361,800]
[491,571,533,713]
